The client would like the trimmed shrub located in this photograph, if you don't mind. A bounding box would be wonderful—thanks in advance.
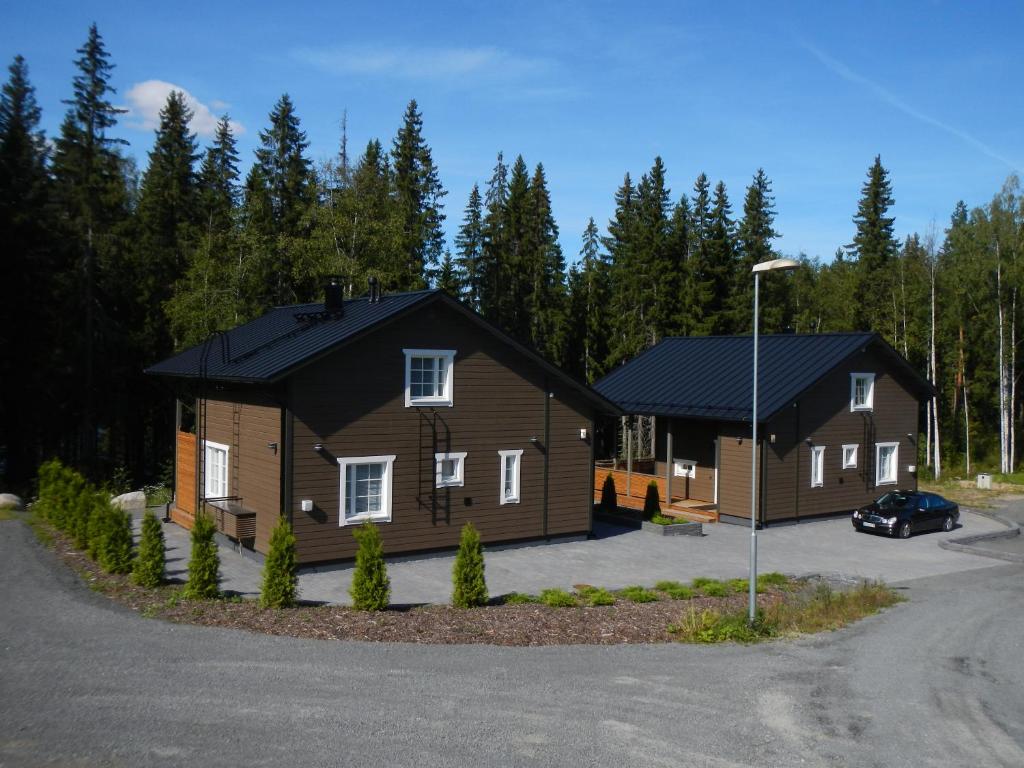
[349,522,390,611]
[539,588,578,607]
[451,522,488,608]
[133,511,166,588]
[618,585,659,603]
[86,495,111,560]
[599,473,618,512]
[260,516,298,608]
[642,481,661,520]
[184,511,221,599]
[99,507,134,574]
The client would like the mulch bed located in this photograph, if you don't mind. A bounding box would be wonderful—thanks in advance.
[38,517,780,646]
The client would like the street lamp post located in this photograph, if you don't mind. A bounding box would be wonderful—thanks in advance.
[749,258,800,624]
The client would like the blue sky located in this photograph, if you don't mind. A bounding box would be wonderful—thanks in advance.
[4,1,1022,262]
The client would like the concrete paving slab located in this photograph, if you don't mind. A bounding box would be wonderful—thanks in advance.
[154,507,1007,605]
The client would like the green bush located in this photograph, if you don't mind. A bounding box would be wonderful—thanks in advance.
[133,511,166,588]
[503,592,540,605]
[260,516,298,608]
[649,513,677,525]
[599,473,618,512]
[692,577,728,597]
[451,522,488,608]
[757,572,789,589]
[670,607,773,643]
[727,578,750,594]
[655,580,695,600]
[576,585,615,606]
[349,522,390,611]
[184,511,221,599]
[618,585,659,603]
[642,481,661,520]
[539,588,578,607]
[86,495,110,560]
[99,508,134,574]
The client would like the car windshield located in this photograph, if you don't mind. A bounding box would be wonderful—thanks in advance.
[876,492,914,508]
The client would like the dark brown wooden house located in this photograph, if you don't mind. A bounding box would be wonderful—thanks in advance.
[147,285,619,564]
[593,333,934,525]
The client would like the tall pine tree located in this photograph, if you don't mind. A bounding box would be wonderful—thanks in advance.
[731,169,782,332]
[847,155,899,337]
[454,183,484,309]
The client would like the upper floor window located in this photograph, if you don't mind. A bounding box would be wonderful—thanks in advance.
[810,445,825,488]
[204,440,229,498]
[850,373,875,412]
[434,451,467,488]
[404,349,455,407]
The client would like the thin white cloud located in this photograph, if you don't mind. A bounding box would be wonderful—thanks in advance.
[293,43,551,83]
[802,42,1020,172]
[124,80,245,138]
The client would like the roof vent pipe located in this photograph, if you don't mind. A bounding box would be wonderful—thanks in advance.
[368,275,380,303]
[324,276,345,315]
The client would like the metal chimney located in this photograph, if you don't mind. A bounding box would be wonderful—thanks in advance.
[368,276,380,303]
[324,276,344,314]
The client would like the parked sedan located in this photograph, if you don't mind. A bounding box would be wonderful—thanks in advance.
[852,491,960,539]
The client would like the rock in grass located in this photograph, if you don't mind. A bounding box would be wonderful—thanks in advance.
[0,493,23,510]
[110,490,146,514]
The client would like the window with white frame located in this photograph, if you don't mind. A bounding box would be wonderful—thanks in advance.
[842,444,858,469]
[403,349,455,407]
[876,442,898,485]
[498,449,522,504]
[673,459,696,478]
[850,373,875,411]
[204,441,229,498]
[337,455,396,525]
[434,451,467,488]
[810,445,825,488]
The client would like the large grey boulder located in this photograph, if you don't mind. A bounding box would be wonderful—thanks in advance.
[111,491,147,514]
[0,493,23,511]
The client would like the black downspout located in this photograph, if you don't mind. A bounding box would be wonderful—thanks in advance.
[587,414,596,537]
[282,405,294,526]
[543,383,551,539]
[171,398,181,521]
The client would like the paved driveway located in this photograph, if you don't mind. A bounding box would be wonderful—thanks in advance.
[162,509,1008,605]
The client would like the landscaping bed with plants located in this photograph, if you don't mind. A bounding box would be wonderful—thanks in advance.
[26,459,903,647]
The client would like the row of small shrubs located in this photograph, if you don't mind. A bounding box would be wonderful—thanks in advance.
[501,573,793,608]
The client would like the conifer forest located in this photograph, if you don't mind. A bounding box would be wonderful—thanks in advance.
[1,25,1022,489]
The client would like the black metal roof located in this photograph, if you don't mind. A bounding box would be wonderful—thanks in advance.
[145,289,621,414]
[593,332,931,423]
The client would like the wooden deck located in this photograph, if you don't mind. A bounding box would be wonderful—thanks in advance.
[594,467,719,523]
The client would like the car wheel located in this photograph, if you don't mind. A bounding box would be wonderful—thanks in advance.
[898,521,912,539]
[942,515,954,532]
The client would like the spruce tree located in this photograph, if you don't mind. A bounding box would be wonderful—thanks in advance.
[259,516,298,608]
[847,155,899,334]
[479,152,508,325]
[391,99,446,290]
[454,183,484,309]
[525,163,566,362]
[500,155,533,340]
[184,511,220,599]
[634,157,673,343]
[732,169,781,332]
[666,195,694,336]
[435,250,462,297]
[701,181,737,335]
[451,522,488,608]
[133,510,166,587]
[570,217,610,383]
[349,522,390,611]
[99,508,134,574]
[604,173,642,365]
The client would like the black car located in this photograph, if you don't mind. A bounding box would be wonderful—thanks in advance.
[852,490,960,539]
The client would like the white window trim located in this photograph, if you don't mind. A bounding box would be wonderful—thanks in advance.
[498,449,523,505]
[203,440,229,498]
[673,459,696,479]
[850,373,876,412]
[337,454,397,525]
[434,451,467,488]
[810,445,825,488]
[875,442,899,486]
[403,349,456,407]
[842,444,858,469]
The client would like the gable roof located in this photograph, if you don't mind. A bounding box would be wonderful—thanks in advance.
[145,289,621,414]
[593,332,932,423]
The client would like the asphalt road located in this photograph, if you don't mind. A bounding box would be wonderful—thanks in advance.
[2,519,1022,768]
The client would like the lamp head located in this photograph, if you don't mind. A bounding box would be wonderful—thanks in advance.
[752,258,800,274]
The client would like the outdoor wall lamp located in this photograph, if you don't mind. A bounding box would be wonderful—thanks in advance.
[267,441,278,454]
[530,436,539,443]
[579,428,588,440]
[804,437,814,446]
[313,443,325,453]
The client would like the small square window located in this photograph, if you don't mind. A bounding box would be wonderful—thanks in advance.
[850,373,875,411]
[673,459,696,478]
[810,446,825,488]
[842,444,858,469]
[434,451,466,488]
[404,349,455,407]
[499,450,522,504]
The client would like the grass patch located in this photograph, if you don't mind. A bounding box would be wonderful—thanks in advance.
[757,572,789,589]
[670,579,902,643]
[692,577,728,597]
[654,580,695,600]
[0,507,19,521]
[575,585,616,606]
[143,484,173,507]
[539,588,578,608]
[617,585,660,603]
[648,513,677,526]
[503,592,539,605]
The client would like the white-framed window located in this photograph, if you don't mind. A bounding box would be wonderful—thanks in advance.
[434,451,467,488]
[842,444,858,469]
[876,442,898,486]
[403,349,455,407]
[810,445,825,488]
[498,449,523,505]
[673,459,696,478]
[203,440,229,498]
[850,373,875,412]
[337,455,396,525]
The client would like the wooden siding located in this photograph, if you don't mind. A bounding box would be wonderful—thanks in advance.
[201,395,282,552]
[174,431,196,518]
[762,346,920,521]
[717,422,757,521]
[288,301,594,564]
[654,419,717,502]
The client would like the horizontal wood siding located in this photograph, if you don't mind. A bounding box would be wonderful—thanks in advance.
[654,419,717,502]
[717,422,756,520]
[202,395,281,552]
[174,431,196,517]
[288,301,594,563]
[763,346,921,521]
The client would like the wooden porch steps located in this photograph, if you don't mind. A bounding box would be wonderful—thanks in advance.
[593,493,720,523]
